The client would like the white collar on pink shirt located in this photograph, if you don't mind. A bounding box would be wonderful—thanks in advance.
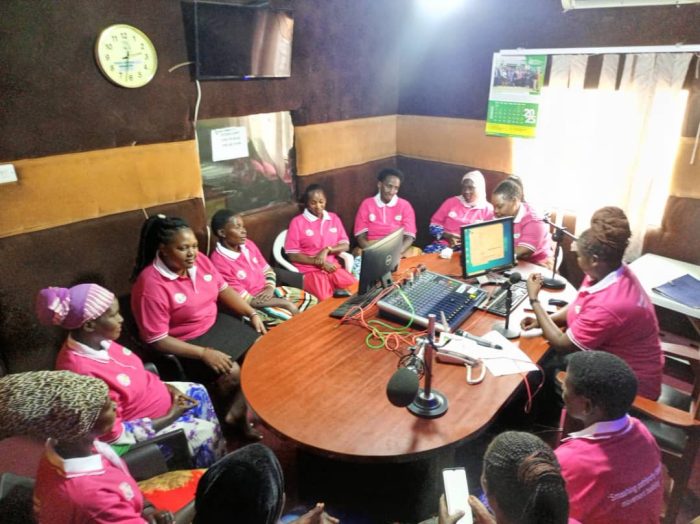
[65,334,111,363]
[457,195,476,209]
[153,252,198,282]
[513,202,527,223]
[216,242,249,262]
[302,208,330,222]
[44,438,127,478]
[563,414,632,442]
[373,193,398,208]
[580,265,625,295]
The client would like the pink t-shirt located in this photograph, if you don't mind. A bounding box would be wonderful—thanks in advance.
[430,196,494,236]
[34,439,146,524]
[55,337,172,443]
[285,210,350,274]
[566,265,663,399]
[354,194,417,241]
[555,416,663,524]
[210,240,270,299]
[513,201,551,266]
[131,253,227,343]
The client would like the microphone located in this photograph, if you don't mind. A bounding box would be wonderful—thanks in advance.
[493,272,521,339]
[541,214,577,291]
[504,271,521,288]
[386,344,425,407]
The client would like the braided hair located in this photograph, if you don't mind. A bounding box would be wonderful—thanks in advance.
[131,215,191,282]
[492,178,524,203]
[483,431,569,524]
[211,209,237,241]
[578,206,631,266]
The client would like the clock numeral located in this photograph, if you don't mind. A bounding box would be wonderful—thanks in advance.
[128,74,134,81]
[105,43,113,50]
[120,32,127,39]
[144,54,148,60]
[144,64,149,70]
[137,71,143,78]
[110,65,115,72]
[111,35,118,42]
[140,43,145,50]
[105,54,110,60]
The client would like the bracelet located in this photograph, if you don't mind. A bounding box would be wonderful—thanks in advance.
[529,298,540,304]
[250,311,260,318]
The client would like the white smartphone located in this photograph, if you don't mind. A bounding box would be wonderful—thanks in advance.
[443,467,473,524]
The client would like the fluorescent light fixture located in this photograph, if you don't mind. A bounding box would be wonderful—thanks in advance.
[562,0,700,9]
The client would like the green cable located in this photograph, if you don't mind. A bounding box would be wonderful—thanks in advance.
[364,287,416,350]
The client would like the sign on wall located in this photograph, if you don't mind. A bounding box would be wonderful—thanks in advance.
[485,54,547,138]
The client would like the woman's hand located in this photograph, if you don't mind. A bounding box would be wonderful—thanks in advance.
[525,272,543,299]
[314,247,330,267]
[321,261,337,273]
[250,314,267,334]
[293,503,339,524]
[255,285,275,302]
[438,494,465,524]
[520,316,540,330]
[150,510,175,524]
[167,385,199,410]
[469,495,496,524]
[201,347,235,375]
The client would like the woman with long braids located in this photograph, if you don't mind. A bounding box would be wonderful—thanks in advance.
[521,206,663,400]
[439,431,569,524]
[130,215,266,439]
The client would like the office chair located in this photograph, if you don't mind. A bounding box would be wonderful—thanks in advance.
[631,341,700,524]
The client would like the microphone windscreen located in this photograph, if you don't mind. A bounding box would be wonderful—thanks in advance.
[386,368,420,407]
[509,271,522,284]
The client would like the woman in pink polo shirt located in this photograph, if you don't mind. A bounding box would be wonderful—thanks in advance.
[36,283,225,467]
[130,215,267,439]
[209,209,317,326]
[284,184,356,300]
[424,170,494,254]
[491,178,553,269]
[521,207,663,400]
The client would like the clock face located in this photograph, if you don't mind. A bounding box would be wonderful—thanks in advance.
[94,24,158,88]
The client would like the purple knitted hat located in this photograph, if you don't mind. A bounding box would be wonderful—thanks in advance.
[36,284,115,330]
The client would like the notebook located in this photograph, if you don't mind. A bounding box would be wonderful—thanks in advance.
[652,273,700,309]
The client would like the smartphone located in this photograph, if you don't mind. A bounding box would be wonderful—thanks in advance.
[443,467,473,524]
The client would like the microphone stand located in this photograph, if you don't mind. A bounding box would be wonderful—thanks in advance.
[407,314,448,418]
[542,215,578,291]
[493,280,520,339]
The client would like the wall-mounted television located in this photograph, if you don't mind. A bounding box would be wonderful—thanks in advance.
[194,0,294,80]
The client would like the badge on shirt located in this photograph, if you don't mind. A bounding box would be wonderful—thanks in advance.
[122,347,132,356]
[174,292,187,304]
[329,227,337,233]
[448,211,457,218]
[203,274,213,282]
[305,229,314,236]
[575,305,581,314]
[117,373,131,386]
[514,233,521,239]
[369,213,376,222]
[395,214,402,221]
[237,269,247,279]
[253,257,259,264]
[119,482,135,500]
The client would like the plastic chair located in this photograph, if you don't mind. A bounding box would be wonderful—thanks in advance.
[631,341,700,524]
[272,229,354,273]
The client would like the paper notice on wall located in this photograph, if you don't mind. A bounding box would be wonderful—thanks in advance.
[485,53,547,139]
[211,126,249,162]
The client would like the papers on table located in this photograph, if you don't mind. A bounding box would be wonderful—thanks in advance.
[437,331,537,377]
[652,274,700,309]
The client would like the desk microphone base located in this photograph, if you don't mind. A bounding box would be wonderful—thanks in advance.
[493,322,520,339]
[542,276,566,290]
[408,388,448,418]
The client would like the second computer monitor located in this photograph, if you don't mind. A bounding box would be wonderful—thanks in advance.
[460,217,516,278]
[358,227,404,295]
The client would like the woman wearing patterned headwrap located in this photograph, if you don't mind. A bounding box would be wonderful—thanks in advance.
[36,283,225,468]
[424,170,494,254]
[438,431,569,524]
[0,370,176,524]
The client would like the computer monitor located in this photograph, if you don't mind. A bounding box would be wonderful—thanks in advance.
[460,217,516,278]
[358,227,404,295]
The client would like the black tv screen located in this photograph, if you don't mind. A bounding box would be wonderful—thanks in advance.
[194,1,294,80]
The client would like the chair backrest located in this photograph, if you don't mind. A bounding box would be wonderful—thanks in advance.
[272,230,298,273]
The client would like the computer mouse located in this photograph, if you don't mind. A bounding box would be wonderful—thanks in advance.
[548,298,569,307]
[333,289,351,298]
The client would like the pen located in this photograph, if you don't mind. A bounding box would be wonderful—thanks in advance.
[455,329,503,350]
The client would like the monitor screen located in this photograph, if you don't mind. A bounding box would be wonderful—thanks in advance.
[194,1,294,80]
[460,217,516,278]
[358,227,404,295]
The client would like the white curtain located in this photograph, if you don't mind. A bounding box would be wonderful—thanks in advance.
[513,53,691,259]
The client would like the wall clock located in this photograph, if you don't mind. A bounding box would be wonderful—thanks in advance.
[94,24,158,88]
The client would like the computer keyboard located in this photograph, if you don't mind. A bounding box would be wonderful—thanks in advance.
[329,285,386,319]
[479,280,528,316]
[376,270,488,331]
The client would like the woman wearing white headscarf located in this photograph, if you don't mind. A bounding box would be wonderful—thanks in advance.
[424,170,494,254]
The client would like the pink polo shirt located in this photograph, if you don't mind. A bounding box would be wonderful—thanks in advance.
[131,253,227,343]
[354,194,417,241]
[430,196,494,236]
[210,240,269,299]
[55,337,172,443]
[34,439,146,524]
[513,201,551,266]
[567,265,663,399]
[555,416,663,524]
[285,209,350,274]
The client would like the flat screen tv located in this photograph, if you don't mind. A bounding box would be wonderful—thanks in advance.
[460,217,516,278]
[194,1,294,80]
